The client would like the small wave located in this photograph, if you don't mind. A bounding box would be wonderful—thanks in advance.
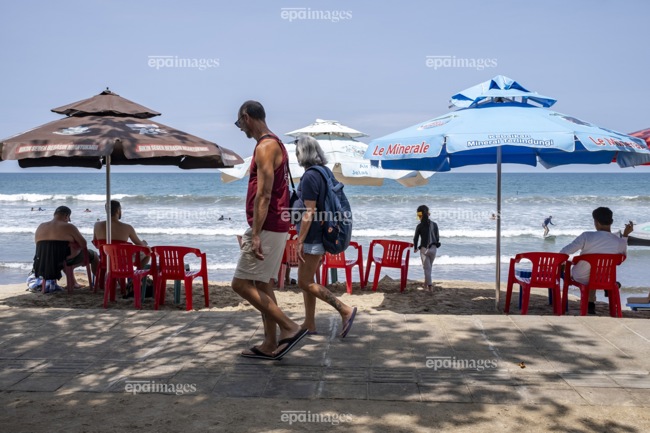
[0,193,134,203]
[409,255,511,266]
[443,228,585,238]
[0,262,33,271]
[73,194,134,202]
[353,228,585,239]
[129,227,245,237]
[0,227,37,234]
[206,263,238,271]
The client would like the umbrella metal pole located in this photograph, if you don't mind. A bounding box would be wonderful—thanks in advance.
[106,155,112,244]
[495,147,502,311]
[104,155,111,290]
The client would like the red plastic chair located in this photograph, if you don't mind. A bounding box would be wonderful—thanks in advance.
[278,237,322,288]
[103,244,155,309]
[278,239,301,289]
[152,246,209,311]
[321,241,365,294]
[562,254,626,317]
[504,252,569,315]
[364,240,412,292]
[92,239,131,293]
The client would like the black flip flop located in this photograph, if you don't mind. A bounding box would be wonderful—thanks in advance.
[240,346,277,360]
[273,329,309,360]
[340,307,357,338]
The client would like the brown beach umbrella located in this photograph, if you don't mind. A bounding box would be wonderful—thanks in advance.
[1,115,242,169]
[1,88,243,241]
[51,88,161,118]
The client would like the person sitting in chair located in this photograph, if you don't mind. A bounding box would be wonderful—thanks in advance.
[33,206,98,287]
[93,200,149,267]
[559,207,633,314]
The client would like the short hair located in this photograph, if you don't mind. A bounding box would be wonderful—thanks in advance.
[54,206,71,216]
[592,207,613,226]
[295,135,328,168]
[110,200,121,217]
[239,100,265,120]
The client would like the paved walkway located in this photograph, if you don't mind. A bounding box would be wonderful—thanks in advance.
[1,307,650,431]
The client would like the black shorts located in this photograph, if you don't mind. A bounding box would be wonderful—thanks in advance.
[65,250,96,266]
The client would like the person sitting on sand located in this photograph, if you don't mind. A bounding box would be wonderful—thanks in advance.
[559,207,633,315]
[93,200,149,267]
[33,206,98,287]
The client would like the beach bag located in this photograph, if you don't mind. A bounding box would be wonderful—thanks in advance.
[307,165,353,254]
[123,277,155,299]
[26,272,62,293]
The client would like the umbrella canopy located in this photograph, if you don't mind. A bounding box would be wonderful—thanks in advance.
[51,88,161,118]
[365,75,650,308]
[221,134,433,186]
[629,128,650,166]
[1,115,242,169]
[1,89,243,243]
[285,118,368,138]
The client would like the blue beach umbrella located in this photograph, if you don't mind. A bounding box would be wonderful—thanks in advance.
[364,75,650,308]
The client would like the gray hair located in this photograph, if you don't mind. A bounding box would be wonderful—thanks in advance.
[295,135,328,168]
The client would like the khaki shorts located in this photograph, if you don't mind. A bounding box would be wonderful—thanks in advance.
[234,228,288,283]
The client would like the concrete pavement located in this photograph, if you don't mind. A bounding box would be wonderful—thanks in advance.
[1,307,650,431]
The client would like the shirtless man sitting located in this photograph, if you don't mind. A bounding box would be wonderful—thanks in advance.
[93,200,149,266]
[34,206,98,284]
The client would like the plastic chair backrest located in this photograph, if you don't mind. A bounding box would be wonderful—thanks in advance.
[573,253,625,290]
[515,252,569,286]
[103,244,150,277]
[324,241,360,267]
[152,246,200,279]
[283,239,300,267]
[375,239,411,266]
[94,239,131,265]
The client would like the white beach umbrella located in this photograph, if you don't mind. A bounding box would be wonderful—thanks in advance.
[220,120,434,186]
[285,118,368,139]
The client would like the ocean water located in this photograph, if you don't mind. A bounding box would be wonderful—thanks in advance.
[1,172,648,302]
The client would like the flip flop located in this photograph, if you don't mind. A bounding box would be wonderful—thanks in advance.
[340,307,357,338]
[240,346,277,360]
[306,330,318,335]
[273,328,309,360]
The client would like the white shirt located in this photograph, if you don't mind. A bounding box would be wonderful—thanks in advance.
[559,231,627,284]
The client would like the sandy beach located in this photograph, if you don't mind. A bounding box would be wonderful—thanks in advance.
[2,276,649,319]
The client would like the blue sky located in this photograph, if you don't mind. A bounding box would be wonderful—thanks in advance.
[1,0,649,173]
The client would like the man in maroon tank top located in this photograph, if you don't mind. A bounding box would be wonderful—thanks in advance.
[232,100,308,360]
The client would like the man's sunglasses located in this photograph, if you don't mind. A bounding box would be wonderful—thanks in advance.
[235,113,246,128]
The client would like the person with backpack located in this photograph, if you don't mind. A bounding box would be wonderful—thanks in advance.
[294,135,357,338]
[413,205,440,292]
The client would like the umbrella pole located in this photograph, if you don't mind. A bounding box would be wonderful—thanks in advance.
[106,155,112,244]
[495,147,502,311]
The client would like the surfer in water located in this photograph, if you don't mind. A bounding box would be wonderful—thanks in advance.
[542,215,554,237]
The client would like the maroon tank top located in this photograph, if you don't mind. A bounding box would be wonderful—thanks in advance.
[245,133,290,232]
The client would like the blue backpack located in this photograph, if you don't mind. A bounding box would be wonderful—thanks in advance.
[308,166,353,254]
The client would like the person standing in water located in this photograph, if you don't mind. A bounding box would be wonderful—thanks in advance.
[543,215,554,237]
